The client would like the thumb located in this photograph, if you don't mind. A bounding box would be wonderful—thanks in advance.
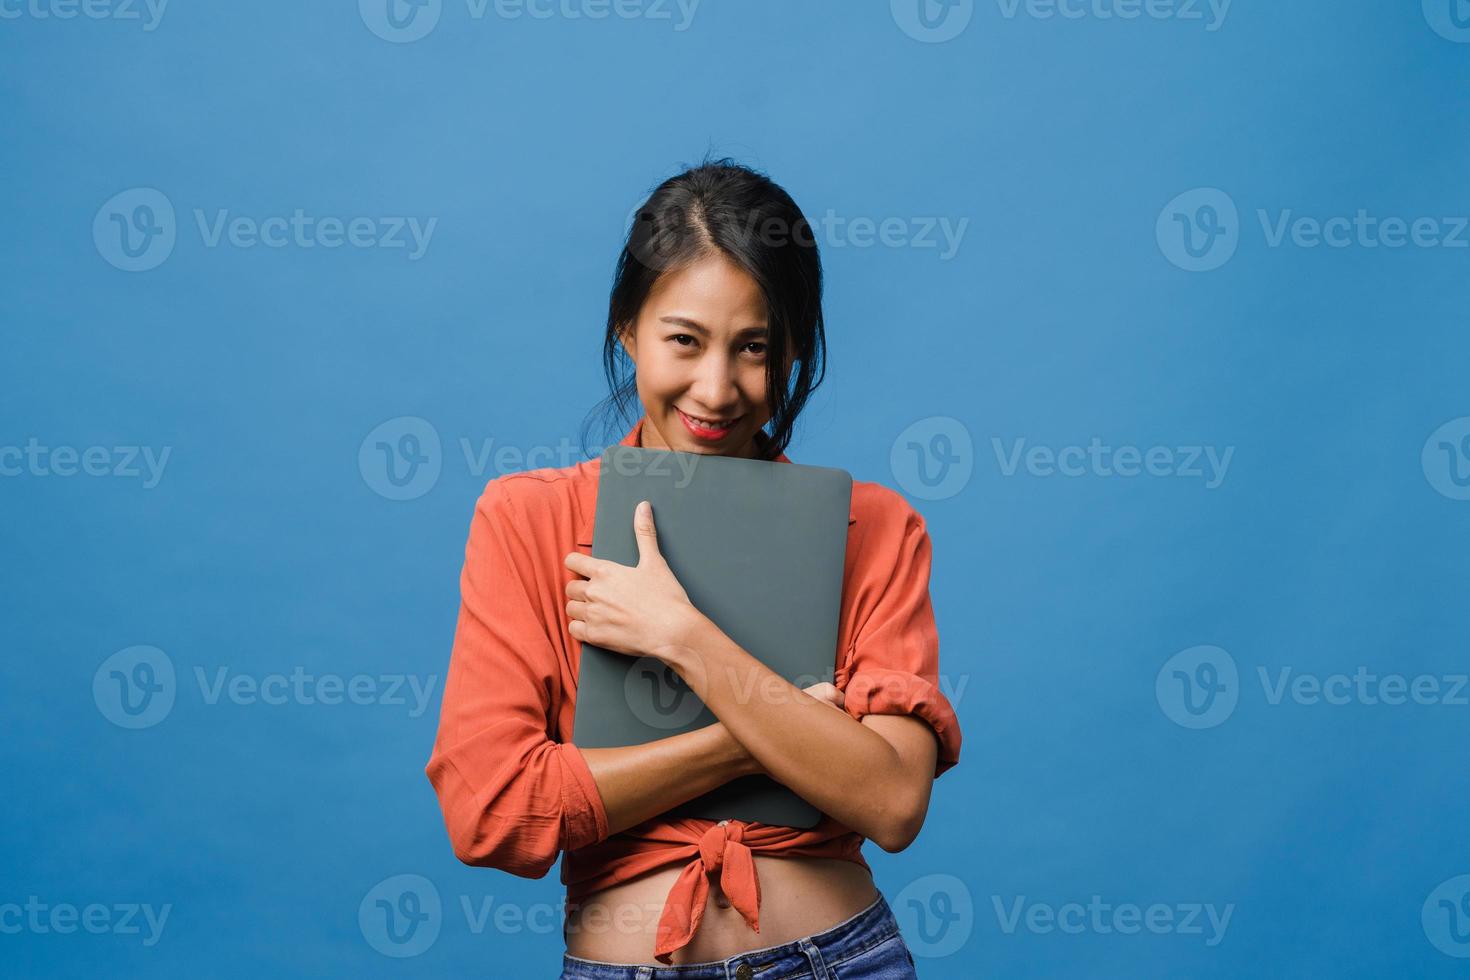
[633,500,664,565]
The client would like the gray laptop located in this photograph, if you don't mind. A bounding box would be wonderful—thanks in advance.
[571,444,853,829]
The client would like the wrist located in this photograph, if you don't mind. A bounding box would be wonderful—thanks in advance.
[712,722,760,779]
[655,608,715,674]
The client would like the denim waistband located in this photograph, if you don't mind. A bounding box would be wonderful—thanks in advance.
[559,891,899,979]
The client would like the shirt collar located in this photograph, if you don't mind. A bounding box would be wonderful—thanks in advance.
[575,416,856,546]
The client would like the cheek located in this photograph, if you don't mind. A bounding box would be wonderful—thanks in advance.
[634,350,678,395]
[741,363,771,399]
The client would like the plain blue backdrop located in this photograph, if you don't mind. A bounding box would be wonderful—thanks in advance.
[4,1,1470,976]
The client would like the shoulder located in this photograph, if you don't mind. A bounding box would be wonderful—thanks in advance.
[842,481,935,614]
[845,480,931,578]
[850,479,927,539]
[471,458,598,538]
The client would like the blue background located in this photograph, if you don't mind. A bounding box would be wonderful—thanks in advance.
[4,0,1470,976]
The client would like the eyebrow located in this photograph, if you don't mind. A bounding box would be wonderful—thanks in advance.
[658,316,768,339]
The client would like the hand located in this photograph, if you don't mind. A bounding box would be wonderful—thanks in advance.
[564,500,704,662]
[803,682,846,713]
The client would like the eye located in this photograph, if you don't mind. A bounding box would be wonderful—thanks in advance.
[742,342,768,357]
[669,334,697,348]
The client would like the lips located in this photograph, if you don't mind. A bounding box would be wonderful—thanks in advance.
[677,407,742,440]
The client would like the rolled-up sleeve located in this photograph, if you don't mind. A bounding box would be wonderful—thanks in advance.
[838,506,963,778]
[424,479,609,877]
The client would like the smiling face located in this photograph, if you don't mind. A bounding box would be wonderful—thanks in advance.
[619,252,790,459]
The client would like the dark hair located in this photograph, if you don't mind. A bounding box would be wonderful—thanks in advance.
[580,157,827,462]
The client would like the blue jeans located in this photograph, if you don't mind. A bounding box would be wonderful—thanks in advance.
[558,892,918,979]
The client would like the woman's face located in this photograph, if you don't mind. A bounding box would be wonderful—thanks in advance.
[620,252,786,458]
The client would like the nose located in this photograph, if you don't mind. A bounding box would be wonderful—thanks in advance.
[689,350,741,413]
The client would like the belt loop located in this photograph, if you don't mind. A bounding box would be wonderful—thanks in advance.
[634,968,653,980]
[798,938,829,979]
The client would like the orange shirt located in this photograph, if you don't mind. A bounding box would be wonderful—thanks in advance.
[424,416,963,964]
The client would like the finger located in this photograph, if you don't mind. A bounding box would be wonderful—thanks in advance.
[805,683,845,709]
[564,552,606,577]
[564,579,588,601]
[632,500,664,567]
[565,599,590,622]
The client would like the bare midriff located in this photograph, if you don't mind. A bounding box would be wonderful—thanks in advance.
[563,855,879,965]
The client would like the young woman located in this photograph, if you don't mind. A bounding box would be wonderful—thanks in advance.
[425,160,963,979]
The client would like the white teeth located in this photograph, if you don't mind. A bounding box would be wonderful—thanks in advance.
[684,411,736,428]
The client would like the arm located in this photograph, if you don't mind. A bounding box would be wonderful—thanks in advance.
[425,480,613,876]
[579,682,848,835]
[578,721,757,836]
[659,504,962,851]
[660,622,938,852]
[427,482,768,872]
[563,498,962,850]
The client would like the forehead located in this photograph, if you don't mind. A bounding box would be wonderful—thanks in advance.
[642,253,768,324]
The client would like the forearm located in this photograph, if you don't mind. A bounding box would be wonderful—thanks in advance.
[579,720,757,837]
[659,617,915,846]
